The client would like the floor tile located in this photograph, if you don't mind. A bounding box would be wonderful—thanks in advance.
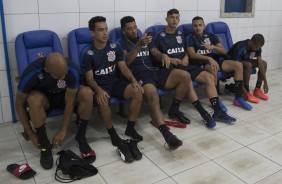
[0,123,17,143]
[215,148,281,184]
[249,136,282,165]
[217,121,270,145]
[185,131,243,159]
[154,177,177,184]
[256,170,282,184]
[172,161,245,184]
[0,139,26,166]
[251,99,282,113]
[144,144,209,176]
[50,173,107,184]
[224,105,263,121]
[0,162,36,184]
[98,157,167,184]
[244,112,282,134]
[269,107,282,119]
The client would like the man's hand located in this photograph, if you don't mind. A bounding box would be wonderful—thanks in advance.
[208,58,220,71]
[132,80,144,94]
[161,54,171,68]
[29,133,39,149]
[137,35,152,47]
[201,44,214,51]
[52,129,66,149]
[263,81,269,94]
[96,87,110,105]
[170,58,182,66]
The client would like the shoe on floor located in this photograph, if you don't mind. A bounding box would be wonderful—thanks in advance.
[233,97,252,110]
[168,110,190,124]
[128,139,142,160]
[40,146,53,169]
[219,99,228,113]
[212,111,236,124]
[165,134,183,150]
[125,128,143,142]
[247,92,259,103]
[202,113,216,128]
[116,141,134,163]
[253,88,269,100]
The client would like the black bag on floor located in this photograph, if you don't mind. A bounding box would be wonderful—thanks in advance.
[55,149,98,183]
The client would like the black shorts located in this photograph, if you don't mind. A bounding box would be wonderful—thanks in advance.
[176,64,204,81]
[45,92,65,112]
[101,78,130,99]
[134,68,172,89]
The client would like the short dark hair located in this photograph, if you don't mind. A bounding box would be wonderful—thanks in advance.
[167,8,179,16]
[88,16,106,31]
[251,34,265,46]
[192,16,204,22]
[120,16,135,29]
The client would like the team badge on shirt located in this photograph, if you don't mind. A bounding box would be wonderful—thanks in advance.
[37,52,45,58]
[160,32,166,37]
[57,79,66,89]
[176,36,182,44]
[249,52,256,59]
[110,43,117,48]
[87,50,94,55]
[204,38,211,45]
[177,31,182,35]
[107,51,116,62]
[38,72,44,80]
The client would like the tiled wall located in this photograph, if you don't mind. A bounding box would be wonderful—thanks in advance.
[0,0,281,123]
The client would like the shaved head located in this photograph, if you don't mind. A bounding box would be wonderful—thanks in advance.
[45,52,68,80]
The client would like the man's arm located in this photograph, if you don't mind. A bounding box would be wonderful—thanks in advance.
[150,47,171,68]
[52,87,77,148]
[201,42,227,55]
[118,61,143,93]
[257,56,267,83]
[15,91,39,148]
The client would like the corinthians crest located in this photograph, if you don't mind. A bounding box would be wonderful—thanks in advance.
[57,79,66,89]
[176,36,182,44]
[107,51,116,62]
[204,38,211,45]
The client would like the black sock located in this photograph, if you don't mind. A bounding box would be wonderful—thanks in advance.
[35,124,51,149]
[235,80,243,98]
[75,119,91,153]
[244,84,250,92]
[107,127,123,146]
[192,100,208,117]
[210,97,221,112]
[125,121,143,141]
[169,98,181,113]
[256,81,262,89]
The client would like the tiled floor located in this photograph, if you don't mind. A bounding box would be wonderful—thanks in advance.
[1,69,282,184]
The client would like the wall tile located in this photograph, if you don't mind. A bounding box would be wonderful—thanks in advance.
[5,14,40,42]
[79,0,115,12]
[3,0,38,14]
[198,0,220,11]
[115,12,146,32]
[1,96,13,122]
[236,27,254,41]
[269,26,282,41]
[38,0,79,13]
[80,12,115,29]
[237,18,255,28]
[10,69,18,96]
[0,71,9,97]
[197,11,219,24]
[60,38,68,58]
[272,0,282,11]
[229,28,237,44]
[255,11,271,27]
[179,11,198,25]
[146,0,173,11]
[145,12,167,29]
[262,41,270,57]
[115,0,145,12]
[174,0,198,11]
[256,0,272,11]
[0,98,3,123]
[267,41,282,56]
[0,44,5,70]
[8,43,17,70]
[270,11,282,26]
[219,18,238,28]
[39,13,79,39]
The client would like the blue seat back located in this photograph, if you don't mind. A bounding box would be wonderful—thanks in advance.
[109,27,142,42]
[177,23,193,38]
[205,21,233,51]
[67,28,93,73]
[145,25,166,34]
[15,30,63,76]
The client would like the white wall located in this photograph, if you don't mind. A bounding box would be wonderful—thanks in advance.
[0,0,281,123]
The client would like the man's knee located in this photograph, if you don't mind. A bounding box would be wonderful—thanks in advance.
[27,92,46,107]
[243,62,252,71]
[78,86,93,102]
